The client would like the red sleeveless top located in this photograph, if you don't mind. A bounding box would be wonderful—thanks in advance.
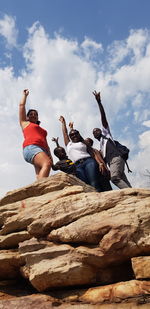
[23,122,49,151]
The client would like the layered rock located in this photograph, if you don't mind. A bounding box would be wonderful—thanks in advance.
[0,172,150,307]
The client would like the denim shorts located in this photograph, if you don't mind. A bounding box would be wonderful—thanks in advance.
[23,145,47,164]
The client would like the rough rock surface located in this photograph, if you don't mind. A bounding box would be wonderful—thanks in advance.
[0,172,150,307]
[132,256,150,279]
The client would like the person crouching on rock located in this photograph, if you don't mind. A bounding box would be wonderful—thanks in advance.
[52,137,76,175]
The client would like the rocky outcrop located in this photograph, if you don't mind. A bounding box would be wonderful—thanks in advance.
[132,256,150,279]
[0,172,150,307]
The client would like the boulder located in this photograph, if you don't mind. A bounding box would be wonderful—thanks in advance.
[0,249,22,279]
[0,172,150,306]
[132,256,150,279]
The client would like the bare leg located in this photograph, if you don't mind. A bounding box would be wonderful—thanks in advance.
[34,165,41,178]
[33,152,52,180]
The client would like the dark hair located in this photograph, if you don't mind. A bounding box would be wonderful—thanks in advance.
[84,138,94,147]
[54,147,66,159]
[54,146,64,156]
[27,109,40,125]
[69,129,80,138]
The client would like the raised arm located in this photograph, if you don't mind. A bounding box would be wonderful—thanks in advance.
[93,91,108,129]
[69,122,74,131]
[59,116,70,146]
[19,89,29,129]
[52,137,60,147]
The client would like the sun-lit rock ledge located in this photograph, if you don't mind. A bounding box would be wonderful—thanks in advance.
[0,172,150,307]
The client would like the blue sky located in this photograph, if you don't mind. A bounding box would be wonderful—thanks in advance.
[0,0,150,196]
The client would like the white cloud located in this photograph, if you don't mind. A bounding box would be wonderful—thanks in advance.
[134,109,150,123]
[0,22,150,197]
[107,40,128,69]
[107,29,150,69]
[81,36,103,60]
[0,14,18,47]
[134,111,140,122]
[81,37,103,51]
[126,29,150,62]
[129,129,150,188]
[139,130,150,149]
[132,92,143,107]
[143,120,150,128]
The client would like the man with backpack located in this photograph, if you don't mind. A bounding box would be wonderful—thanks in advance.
[92,91,132,189]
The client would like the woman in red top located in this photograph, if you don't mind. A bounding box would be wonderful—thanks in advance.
[19,89,53,180]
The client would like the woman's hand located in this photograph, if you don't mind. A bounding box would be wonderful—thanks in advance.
[99,162,106,174]
[19,89,29,127]
[69,122,74,130]
[99,163,111,179]
[23,89,29,97]
[59,115,65,123]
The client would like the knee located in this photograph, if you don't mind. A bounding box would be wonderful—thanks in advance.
[89,176,101,190]
[111,175,121,185]
[76,169,87,183]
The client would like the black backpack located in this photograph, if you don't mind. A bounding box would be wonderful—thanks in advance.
[114,140,132,173]
[114,140,129,161]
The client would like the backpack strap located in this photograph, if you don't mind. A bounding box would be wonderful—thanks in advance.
[109,139,132,173]
[125,161,132,173]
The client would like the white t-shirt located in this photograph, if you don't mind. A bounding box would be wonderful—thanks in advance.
[67,141,90,163]
[100,125,114,158]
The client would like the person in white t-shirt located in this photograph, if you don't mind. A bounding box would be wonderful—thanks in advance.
[92,91,132,189]
[59,116,108,192]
